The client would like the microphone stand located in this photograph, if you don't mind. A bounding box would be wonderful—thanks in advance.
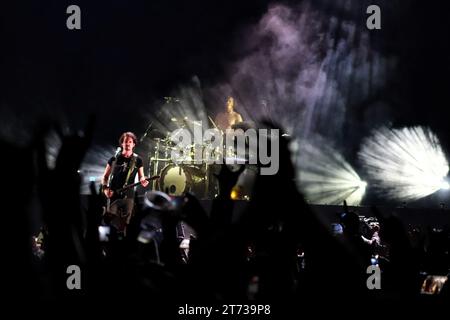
[140,122,153,142]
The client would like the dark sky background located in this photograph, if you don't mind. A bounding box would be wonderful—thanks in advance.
[1,0,450,158]
[1,0,272,143]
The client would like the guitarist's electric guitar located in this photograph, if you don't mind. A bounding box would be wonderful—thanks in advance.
[113,175,160,198]
[104,175,160,213]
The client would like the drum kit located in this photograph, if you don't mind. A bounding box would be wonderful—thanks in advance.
[146,118,229,199]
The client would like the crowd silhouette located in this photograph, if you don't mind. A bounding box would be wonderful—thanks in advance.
[2,118,448,317]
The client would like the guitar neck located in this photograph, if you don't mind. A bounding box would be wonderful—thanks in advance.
[116,176,159,193]
[118,181,140,192]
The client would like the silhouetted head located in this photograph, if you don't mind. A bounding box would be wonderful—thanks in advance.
[144,191,175,212]
[340,211,360,235]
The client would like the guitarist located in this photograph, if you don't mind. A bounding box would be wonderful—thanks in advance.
[101,132,149,234]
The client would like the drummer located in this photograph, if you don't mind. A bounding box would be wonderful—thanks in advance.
[214,96,243,132]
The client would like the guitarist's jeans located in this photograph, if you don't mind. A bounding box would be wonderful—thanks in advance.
[107,198,134,233]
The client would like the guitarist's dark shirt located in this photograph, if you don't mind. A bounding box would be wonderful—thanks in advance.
[108,154,143,199]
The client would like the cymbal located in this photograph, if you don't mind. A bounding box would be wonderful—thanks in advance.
[186,119,202,126]
[231,121,255,131]
[224,156,247,164]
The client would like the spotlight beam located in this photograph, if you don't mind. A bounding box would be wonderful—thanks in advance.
[359,126,449,202]
[297,137,366,205]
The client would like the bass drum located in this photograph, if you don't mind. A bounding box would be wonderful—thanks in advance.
[158,164,206,197]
